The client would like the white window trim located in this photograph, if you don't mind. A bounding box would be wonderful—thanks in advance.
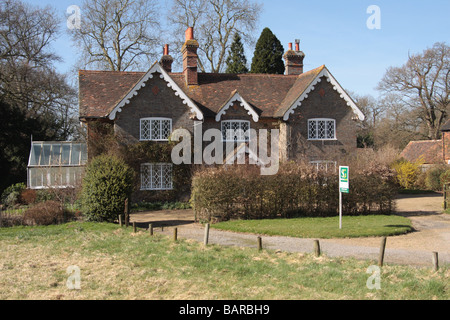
[140,117,172,141]
[308,118,336,141]
[221,120,251,142]
[140,163,173,191]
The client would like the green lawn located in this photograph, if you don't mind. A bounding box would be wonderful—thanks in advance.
[0,221,447,300]
[212,215,414,239]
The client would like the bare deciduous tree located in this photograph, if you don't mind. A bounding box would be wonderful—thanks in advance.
[70,0,161,72]
[377,42,450,140]
[0,0,77,140]
[168,0,262,73]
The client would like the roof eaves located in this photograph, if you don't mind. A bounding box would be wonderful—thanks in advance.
[107,62,204,121]
[280,66,365,122]
[215,90,259,122]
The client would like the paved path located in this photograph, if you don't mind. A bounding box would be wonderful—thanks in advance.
[130,194,450,267]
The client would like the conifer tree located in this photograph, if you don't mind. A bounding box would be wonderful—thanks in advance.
[250,28,285,74]
[225,33,249,74]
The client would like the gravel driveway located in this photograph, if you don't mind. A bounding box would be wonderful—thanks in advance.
[130,193,450,267]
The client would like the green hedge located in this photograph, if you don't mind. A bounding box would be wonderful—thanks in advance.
[191,162,397,223]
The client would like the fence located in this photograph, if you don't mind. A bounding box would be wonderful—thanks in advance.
[124,221,445,272]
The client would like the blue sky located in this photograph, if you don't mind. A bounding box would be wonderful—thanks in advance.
[22,0,450,97]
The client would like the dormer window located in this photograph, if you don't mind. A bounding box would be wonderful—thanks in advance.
[140,118,172,141]
[221,120,250,142]
[308,118,336,140]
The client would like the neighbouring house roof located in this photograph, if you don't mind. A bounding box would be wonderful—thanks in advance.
[400,140,443,164]
[441,119,450,132]
[79,63,364,122]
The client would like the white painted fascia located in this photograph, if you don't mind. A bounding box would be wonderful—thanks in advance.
[108,62,203,121]
[283,67,365,122]
[215,91,259,123]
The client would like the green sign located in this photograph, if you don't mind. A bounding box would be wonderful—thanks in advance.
[339,166,349,194]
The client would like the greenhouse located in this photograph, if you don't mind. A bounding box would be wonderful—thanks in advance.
[27,141,88,189]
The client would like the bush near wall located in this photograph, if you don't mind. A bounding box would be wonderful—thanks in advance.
[191,161,397,223]
[81,154,134,222]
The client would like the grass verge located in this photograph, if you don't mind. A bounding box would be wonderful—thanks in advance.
[212,215,414,239]
[0,221,447,300]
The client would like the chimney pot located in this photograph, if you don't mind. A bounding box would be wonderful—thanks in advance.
[164,44,169,56]
[295,40,300,51]
[288,43,293,50]
[185,27,194,41]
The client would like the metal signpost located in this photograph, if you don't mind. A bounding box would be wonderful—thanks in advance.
[339,166,349,229]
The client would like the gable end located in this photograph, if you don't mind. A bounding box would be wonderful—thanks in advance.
[108,62,204,121]
[283,67,365,122]
[215,91,259,122]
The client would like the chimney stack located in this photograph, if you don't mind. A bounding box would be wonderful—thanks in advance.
[182,27,199,86]
[160,44,173,73]
[283,39,305,75]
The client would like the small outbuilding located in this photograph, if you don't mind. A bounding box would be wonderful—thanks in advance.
[27,141,87,189]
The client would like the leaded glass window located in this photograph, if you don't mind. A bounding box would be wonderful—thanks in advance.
[141,163,173,190]
[221,120,250,142]
[308,119,336,140]
[140,118,172,141]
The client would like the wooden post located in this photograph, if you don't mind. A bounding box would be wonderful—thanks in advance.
[124,198,130,227]
[118,214,123,227]
[444,185,448,210]
[378,237,387,267]
[313,240,321,257]
[133,221,136,233]
[257,236,262,251]
[173,228,178,242]
[149,223,153,236]
[204,223,210,246]
[432,252,439,271]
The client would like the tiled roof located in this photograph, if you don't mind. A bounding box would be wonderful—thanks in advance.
[400,140,443,164]
[79,70,144,118]
[78,65,327,120]
[441,119,450,132]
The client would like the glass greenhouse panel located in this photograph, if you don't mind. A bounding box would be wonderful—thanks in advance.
[27,141,87,189]
[61,144,71,165]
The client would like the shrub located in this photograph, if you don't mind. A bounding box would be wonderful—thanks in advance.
[20,189,37,205]
[391,159,422,189]
[23,200,69,226]
[81,154,134,222]
[1,183,26,207]
[425,165,447,191]
[440,169,450,188]
[191,161,397,223]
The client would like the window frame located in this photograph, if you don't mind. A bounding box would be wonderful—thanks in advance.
[307,118,336,141]
[221,120,251,143]
[140,117,172,142]
[140,163,173,191]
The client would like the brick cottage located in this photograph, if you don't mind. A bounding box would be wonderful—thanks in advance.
[78,27,365,200]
